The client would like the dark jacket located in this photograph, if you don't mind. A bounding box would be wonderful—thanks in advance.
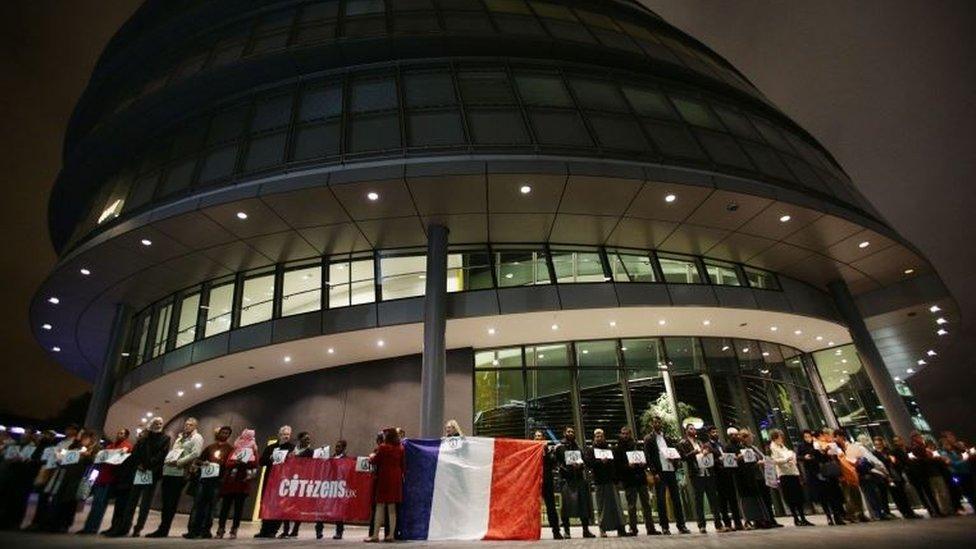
[541,444,557,488]
[585,442,616,484]
[612,437,646,487]
[555,438,586,482]
[796,440,824,480]
[259,441,296,489]
[677,436,715,476]
[643,431,680,475]
[124,430,171,484]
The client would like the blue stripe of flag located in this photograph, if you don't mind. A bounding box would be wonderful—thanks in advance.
[399,439,441,540]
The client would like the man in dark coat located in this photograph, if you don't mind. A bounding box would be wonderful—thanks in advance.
[253,425,295,538]
[533,430,563,539]
[103,417,171,537]
[554,426,595,539]
[613,426,658,536]
[642,416,689,535]
[677,424,723,533]
[707,426,743,530]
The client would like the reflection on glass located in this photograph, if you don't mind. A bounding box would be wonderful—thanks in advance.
[175,293,200,348]
[475,347,522,369]
[495,249,551,287]
[447,250,493,292]
[608,250,655,282]
[663,337,704,374]
[526,368,574,439]
[744,266,778,289]
[133,313,151,364]
[204,282,234,337]
[812,344,885,425]
[282,265,321,316]
[151,302,173,358]
[621,338,665,379]
[329,258,375,307]
[551,249,605,283]
[704,259,741,286]
[526,344,570,367]
[240,274,275,327]
[474,368,525,438]
[658,253,702,283]
[380,255,427,300]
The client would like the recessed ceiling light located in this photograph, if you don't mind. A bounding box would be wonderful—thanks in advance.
[762,351,770,357]
[236,211,248,220]
[620,347,628,351]
[609,321,617,327]
[858,241,870,249]
[366,192,379,201]
[51,346,61,352]
[841,359,848,364]
[582,349,589,354]
[935,317,947,325]
[702,320,710,326]
[487,328,496,335]
[929,305,941,313]
[519,185,532,194]
[770,326,778,332]
[907,368,915,374]
[79,268,91,276]
[926,350,937,356]
[904,268,915,275]
[721,345,730,352]
[937,328,948,336]
[121,352,130,357]
[742,347,750,353]
[779,214,792,223]
[140,417,147,423]
[41,323,52,330]
[894,376,901,381]
[794,329,802,335]
[283,356,292,363]
[828,341,834,346]
[47,297,59,305]
[377,339,385,347]
[816,336,823,341]
[551,324,559,331]
[140,238,152,246]
[664,193,677,203]
[145,412,153,417]
[835,349,843,355]
[194,382,202,389]
[327,347,335,354]
[505,273,514,279]
[917,359,926,366]
[177,390,184,397]
[658,319,666,326]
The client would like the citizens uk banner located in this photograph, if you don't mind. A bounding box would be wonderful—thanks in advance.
[260,456,374,522]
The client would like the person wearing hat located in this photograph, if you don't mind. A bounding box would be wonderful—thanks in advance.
[643,416,689,535]
[678,423,724,534]
[707,426,742,530]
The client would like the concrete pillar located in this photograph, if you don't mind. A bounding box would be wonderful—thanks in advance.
[828,280,915,438]
[420,225,449,438]
[84,303,130,432]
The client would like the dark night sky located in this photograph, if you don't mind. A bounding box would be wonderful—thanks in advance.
[1,2,974,433]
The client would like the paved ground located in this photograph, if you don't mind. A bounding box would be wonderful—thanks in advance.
[1,509,974,548]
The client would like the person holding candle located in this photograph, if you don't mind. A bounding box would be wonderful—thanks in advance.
[183,425,233,539]
[215,428,258,539]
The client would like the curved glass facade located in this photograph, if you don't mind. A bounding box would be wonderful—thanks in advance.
[473,336,828,446]
[122,243,783,370]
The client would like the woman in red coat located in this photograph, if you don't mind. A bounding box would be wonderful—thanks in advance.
[365,428,404,542]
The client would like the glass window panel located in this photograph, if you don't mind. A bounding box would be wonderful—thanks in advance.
[579,369,625,442]
[475,347,522,369]
[526,368,574,439]
[282,265,322,316]
[151,302,173,358]
[658,253,702,283]
[394,12,440,32]
[550,249,605,283]
[622,87,675,119]
[608,250,656,282]
[328,258,375,307]
[525,343,570,367]
[493,14,546,35]
[345,0,385,16]
[529,110,593,147]
[126,172,159,211]
[244,132,286,171]
[531,2,576,21]
[663,337,704,375]
[158,158,196,197]
[466,109,530,144]
[474,369,526,438]
[743,266,779,290]
[700,337,738,375]
[175,293,200,348]
[295,22,336,43]
[740,141,796,181]
[447,251,493,292]
[440,0,482,9]
[812,344,885,425]
[171,120,208,157]
[204,282,234,337]
[458,71,515,104]
[734,339,764,372]
[628,371,667,435]
[255,9,295,32]
[301,2,339,21]
[251,94,293,132]
[671,375,716,432]
[198,145,238,183]
[350,78,397,112]
[347,114,400,152]
[407,110,465,147]
[695,130,754,169]
[485,0,531,14]
[568,79,627,111]
[671,96,722,129]
[589,114,650,151]
[750,117,794,152]
[132,312,151,365]
[379,255,427,300]
[343,16,387,37]
[544,19,596,43]
[704,259,742,286]
[621,338,665,379]
[293,122,340,160]
[393,0,435,11]
[403,73,457,107]
[642,121,707,160]
[207,107,248,144]
[495,249,551,286]
[299,85,343,121]
[443,13,495,33]
[713,105,761,140]
[240,273,275,327]
[515,74,573,107]
[576,340,618,368]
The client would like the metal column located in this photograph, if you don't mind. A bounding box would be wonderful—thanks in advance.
[828,280,915,438]
[419,225,449,438]
[84,303,131,431]
[803,353,840,429]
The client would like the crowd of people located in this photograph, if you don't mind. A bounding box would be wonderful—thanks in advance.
[0,416,972,542]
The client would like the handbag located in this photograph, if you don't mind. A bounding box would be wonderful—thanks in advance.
[819,461,841,478]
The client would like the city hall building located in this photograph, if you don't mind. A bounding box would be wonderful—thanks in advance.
[33,0,953,456]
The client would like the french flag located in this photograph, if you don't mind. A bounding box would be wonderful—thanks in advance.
[400,437,543,541]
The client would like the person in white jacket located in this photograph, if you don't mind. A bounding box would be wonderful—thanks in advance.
[769,430,813,526]
[145,418,203,538]
[847,434,892,520]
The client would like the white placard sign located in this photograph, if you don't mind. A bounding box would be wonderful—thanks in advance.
[234,447,254,463]
[721,453,738,468]
[4,445,20,460]
[313,445,331,460]
[626,450,646,465]
[741,448,757,463]
[106,451,130,465]
[664,447,681,460]
[200,462,220,479]
[19,445,35,460]
[41,447,57,470]
[697,452,715,469]
[94,450,109,464]
[764,461,779,488]
[594,448,614,460]
[61,450,81,465]
[165,448,183,464]
[271,448,288,465]
[133,469,153,485]
[563,450,583,466]
[355,456,374,473]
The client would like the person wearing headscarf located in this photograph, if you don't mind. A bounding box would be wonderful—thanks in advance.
[216,428,258,539]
